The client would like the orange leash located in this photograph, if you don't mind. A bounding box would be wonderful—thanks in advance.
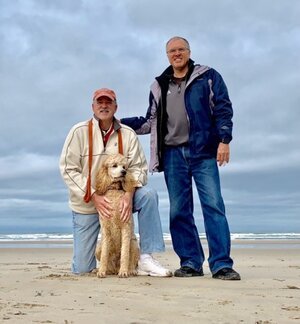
[83,119,93,203]
[84,119,123,203]
[117,128,123,155]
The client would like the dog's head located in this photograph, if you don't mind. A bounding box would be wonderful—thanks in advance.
[103,153,128,181]
[96,154,137,195]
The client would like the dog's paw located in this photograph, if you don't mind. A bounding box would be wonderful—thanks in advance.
[128,269,138,276]
[118,270,129,278]
[97,271,106,278]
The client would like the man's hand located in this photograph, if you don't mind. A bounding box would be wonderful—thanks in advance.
[119,191,135,223]
[217,143,230,166]
[92,194,112,219]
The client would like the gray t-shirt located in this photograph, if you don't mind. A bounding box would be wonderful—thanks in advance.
[165,77,189,146]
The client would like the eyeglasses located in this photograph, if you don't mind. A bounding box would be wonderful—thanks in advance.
[94,99,116,105]
[167,47,189,55]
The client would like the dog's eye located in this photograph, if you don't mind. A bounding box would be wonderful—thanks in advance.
[112,164,118,168]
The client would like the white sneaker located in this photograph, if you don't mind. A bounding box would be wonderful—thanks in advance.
[138,255,173,277]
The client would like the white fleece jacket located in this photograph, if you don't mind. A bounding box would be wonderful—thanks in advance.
[59,117,148,214]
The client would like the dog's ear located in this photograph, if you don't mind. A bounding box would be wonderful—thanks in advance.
[95,165,112,195]
[122,172,138,193]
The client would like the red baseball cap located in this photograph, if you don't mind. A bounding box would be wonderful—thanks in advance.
[93,88,116,101]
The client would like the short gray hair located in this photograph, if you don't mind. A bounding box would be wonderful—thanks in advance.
[166,36,190,50]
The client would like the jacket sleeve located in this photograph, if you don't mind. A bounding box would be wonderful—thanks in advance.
[210,69,233,143]
[121,92,155,135]
[59,125,95,200]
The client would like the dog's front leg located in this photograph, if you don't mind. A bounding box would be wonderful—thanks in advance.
[129,235,139,276]
[118,225,131,278]
[97,227,110,278]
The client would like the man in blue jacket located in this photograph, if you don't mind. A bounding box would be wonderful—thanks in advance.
[121,36,240,280]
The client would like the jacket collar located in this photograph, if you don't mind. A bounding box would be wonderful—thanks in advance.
[92,116,122,132]
[156,59,195,83]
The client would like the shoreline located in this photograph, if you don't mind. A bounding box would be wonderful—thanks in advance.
[1,238,300,249]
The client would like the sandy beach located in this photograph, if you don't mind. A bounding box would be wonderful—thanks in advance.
[0,240,299,324]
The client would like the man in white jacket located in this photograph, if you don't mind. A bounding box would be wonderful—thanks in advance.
[60,88,172,276]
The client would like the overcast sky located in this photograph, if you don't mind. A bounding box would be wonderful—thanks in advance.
[1,0,299,234]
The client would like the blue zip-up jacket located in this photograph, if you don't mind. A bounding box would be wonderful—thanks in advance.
[121,59,233,172]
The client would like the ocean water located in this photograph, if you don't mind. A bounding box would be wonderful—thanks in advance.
[1,232,300,249]
[1,232,300,242]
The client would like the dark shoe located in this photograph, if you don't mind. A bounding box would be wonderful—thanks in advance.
[174,266,204,277]
[212,268,241,280]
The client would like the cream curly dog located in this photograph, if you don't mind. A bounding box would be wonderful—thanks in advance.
[95,153,139,278]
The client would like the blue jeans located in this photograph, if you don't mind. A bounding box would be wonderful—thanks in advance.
[163,146,233,274]
[71,185,165,274]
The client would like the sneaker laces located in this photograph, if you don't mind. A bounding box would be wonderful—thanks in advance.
[141,256,167,271]
[148,256,166,268]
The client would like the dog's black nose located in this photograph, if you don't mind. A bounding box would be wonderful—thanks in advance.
[121,170,127,176]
